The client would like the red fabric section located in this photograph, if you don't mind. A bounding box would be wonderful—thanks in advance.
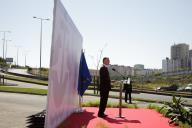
[59,107,178,128]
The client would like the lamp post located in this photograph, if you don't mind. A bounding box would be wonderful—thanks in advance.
[33,16,49,75]
[15,45,21,68]
[0,31,11,59]
[5,39,11,59]
[24,50,29,67]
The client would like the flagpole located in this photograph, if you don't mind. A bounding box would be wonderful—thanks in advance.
[76,50,84,113]
[76,51,92,113]
[75,95,84,113]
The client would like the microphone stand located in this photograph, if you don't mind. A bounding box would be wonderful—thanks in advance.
[112,68,127,80]
[112,68,126,118]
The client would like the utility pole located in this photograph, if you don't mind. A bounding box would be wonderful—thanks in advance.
[33,16,49,76]
[15,45,21,68]
[0,31,11,59]
[5,40,11,59]
[24,50,29,67]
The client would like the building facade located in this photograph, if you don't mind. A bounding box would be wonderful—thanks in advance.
[162,43,192,72]
[109,64,160,79]
[171,43,189,69]
[134,64,144,70]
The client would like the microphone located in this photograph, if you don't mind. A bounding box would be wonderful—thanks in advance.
[111,68,126,79]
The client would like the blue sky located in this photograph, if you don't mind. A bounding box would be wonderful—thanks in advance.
[0,0,192,69]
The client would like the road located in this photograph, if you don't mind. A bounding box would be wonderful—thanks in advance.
[5,68,192,105]
[2,78,192,106]
[132,92,192,105]
[0,92,46,128]
[8,69,32,76]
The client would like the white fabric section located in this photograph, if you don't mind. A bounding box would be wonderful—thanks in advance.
[45,0,82,127]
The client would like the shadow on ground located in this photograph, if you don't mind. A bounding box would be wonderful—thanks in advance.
[26,110,45,128]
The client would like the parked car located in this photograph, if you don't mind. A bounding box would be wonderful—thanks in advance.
[177,86,186,91]
[156,84,178,91]
[185,84,192,92]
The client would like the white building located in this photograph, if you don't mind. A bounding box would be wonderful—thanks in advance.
[110,64,134,78]
[110,64,160,77]
[134,64,144,70]
[162,57,173,72]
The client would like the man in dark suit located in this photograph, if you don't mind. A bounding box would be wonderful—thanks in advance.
[98,57,111,118]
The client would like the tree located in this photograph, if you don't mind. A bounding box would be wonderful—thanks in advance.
[0,57,7,68]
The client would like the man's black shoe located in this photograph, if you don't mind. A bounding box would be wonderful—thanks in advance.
[98,114,108,118]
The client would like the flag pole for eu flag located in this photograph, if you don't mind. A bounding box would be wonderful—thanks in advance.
[76,50,92,112]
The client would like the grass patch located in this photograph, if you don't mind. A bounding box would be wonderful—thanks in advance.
[82,121,129,128]
[179,122,192,128]
[4,75,48,85]
[84,92,168,105]
[95,122,109,128]
[82,100,138,108]
[0,85,47,95]
[147,104,168,115]
[82,100,100,107]
[108,101,138,108]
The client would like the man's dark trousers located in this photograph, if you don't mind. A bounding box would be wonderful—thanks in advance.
[98,89,109,116]
[125,90,132,103]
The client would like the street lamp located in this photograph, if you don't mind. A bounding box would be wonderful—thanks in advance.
[24,50,29,67]
[0,31,11,59]
[15,45,21,67]
[33,16,49,75]
[5,39,11,59]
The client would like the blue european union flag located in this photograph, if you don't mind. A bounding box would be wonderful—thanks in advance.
[78,52,92,96]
